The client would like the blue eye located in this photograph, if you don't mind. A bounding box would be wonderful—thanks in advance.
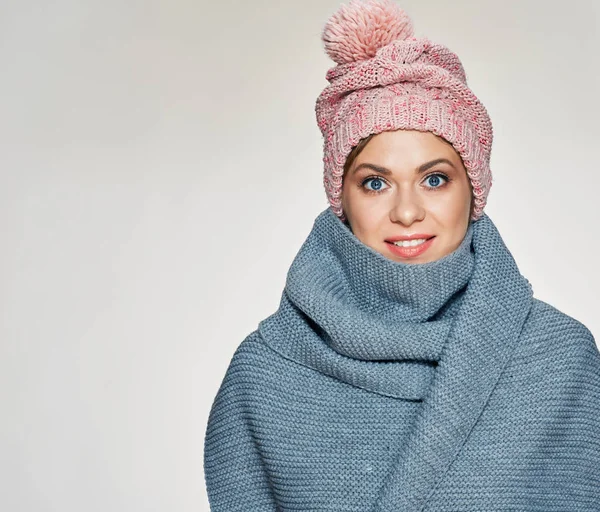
[423,173,449,189]
[362,177,389,193]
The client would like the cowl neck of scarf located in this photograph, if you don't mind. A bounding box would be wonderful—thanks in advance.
[260,207,476,400]
[258,207,534,511]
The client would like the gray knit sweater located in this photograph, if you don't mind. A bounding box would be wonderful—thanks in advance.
[203,208,600,511]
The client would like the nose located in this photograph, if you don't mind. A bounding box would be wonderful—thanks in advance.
[389,187,426,225]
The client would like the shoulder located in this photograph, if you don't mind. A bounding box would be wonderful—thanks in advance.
[497,299,600,429]
[512,297,599,375]
[525,297,596,344]
[226,330,282,373]
[214,330,294,398]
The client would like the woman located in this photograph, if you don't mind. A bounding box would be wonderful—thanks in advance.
[203,1,600,510]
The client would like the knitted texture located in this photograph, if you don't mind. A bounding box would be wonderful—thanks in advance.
[203,208,600,511]
[315,0,494,222]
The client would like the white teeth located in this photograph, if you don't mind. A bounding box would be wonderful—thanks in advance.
[393,238,428,247]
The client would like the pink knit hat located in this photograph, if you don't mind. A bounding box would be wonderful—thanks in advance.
[315,0,493,222]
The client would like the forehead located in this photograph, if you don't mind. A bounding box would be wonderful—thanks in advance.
[356,129,458,166]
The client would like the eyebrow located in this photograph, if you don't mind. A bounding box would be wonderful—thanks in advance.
[351,158,456,176]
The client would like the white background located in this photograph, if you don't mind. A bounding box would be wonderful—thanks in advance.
[1,0,598,510]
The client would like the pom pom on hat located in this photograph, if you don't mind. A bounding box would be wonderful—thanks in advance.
[322,0,414,65]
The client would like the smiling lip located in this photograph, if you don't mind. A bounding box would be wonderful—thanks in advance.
[385,235,436,259]
[385,234,435,242]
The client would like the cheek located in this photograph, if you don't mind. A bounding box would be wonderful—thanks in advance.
[347,210,386,247]
[344,187,383,218]
[426,184,471,216]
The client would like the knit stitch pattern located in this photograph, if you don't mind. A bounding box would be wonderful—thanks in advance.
[203,208,600,511]
[315,0,494,222]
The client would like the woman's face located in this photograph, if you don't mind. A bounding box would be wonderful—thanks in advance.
[341,129,473,264]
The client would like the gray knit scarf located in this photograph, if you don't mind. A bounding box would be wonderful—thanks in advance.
[258,206,535,508]
[205,206,600,511]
